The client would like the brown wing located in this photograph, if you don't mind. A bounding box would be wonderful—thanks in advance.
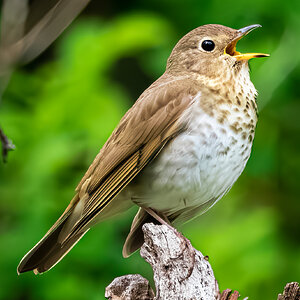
[17,75,198,274]
[64,75,197,240]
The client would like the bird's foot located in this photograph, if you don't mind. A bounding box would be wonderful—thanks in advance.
[143,207,172,226]
[174,230,195,280]
[143,207,195,279]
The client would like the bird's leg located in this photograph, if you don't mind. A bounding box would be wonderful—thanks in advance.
[143,207,195,279]
[177,233,196,280]
[143,207,172,226]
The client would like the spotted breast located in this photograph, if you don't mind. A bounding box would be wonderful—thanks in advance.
[130,63,257,224]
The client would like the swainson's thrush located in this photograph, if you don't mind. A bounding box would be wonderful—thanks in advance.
[18,24,269,274]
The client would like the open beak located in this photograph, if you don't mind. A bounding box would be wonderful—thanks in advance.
[225,24,269,60]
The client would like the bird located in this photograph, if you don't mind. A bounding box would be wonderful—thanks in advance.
[17,24,269,275]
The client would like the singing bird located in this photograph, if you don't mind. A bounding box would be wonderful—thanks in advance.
[18,24,269,274]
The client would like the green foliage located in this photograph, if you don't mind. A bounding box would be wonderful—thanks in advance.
[0,3,299,299]
[0,13,172,300]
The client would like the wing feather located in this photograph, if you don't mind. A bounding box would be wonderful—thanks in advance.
[63,75,197,242]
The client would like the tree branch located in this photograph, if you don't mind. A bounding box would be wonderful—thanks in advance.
[105,224,299,300]
[277,282,300,300]
[0,127,15,162]
[106,224,219,299]
[105,274,155,300]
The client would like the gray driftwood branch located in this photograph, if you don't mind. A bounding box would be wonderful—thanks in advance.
[105,223,300,300]
[277,282,300,300]
[106,223,219,300]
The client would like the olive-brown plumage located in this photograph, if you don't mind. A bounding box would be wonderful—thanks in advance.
[17,24,268,274]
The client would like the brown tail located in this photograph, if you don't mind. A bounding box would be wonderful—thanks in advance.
[17,210,87,275]
[122,208,160,258]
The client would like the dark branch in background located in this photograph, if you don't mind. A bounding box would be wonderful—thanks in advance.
[0,127,15,162]
[0,0,90,162]
[105,224,300,300]
[0,0,91,70]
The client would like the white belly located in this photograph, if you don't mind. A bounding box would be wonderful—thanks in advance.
[129,101,254,223]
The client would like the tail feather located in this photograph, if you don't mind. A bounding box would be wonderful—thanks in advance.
[17,212,87,275]
[122,208,160,258]
[17,193,133,274]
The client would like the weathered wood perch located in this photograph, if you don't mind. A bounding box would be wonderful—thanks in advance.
[105,223,300,300]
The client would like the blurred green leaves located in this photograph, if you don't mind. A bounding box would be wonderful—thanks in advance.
[0,13,172,300]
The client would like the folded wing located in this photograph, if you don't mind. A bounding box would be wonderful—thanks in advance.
[17,75,196,274]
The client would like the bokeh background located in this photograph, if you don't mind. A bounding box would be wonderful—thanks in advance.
[0,0,299,299]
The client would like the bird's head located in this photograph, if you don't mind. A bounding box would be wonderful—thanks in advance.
[166,24,269,77]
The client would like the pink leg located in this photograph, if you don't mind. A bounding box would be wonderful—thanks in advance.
[143,207,172,226]
[143,207,195,279]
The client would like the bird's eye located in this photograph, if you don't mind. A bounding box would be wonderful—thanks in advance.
[201,40,215,52]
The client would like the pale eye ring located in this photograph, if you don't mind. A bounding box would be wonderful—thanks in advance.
[201,40,215,52]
